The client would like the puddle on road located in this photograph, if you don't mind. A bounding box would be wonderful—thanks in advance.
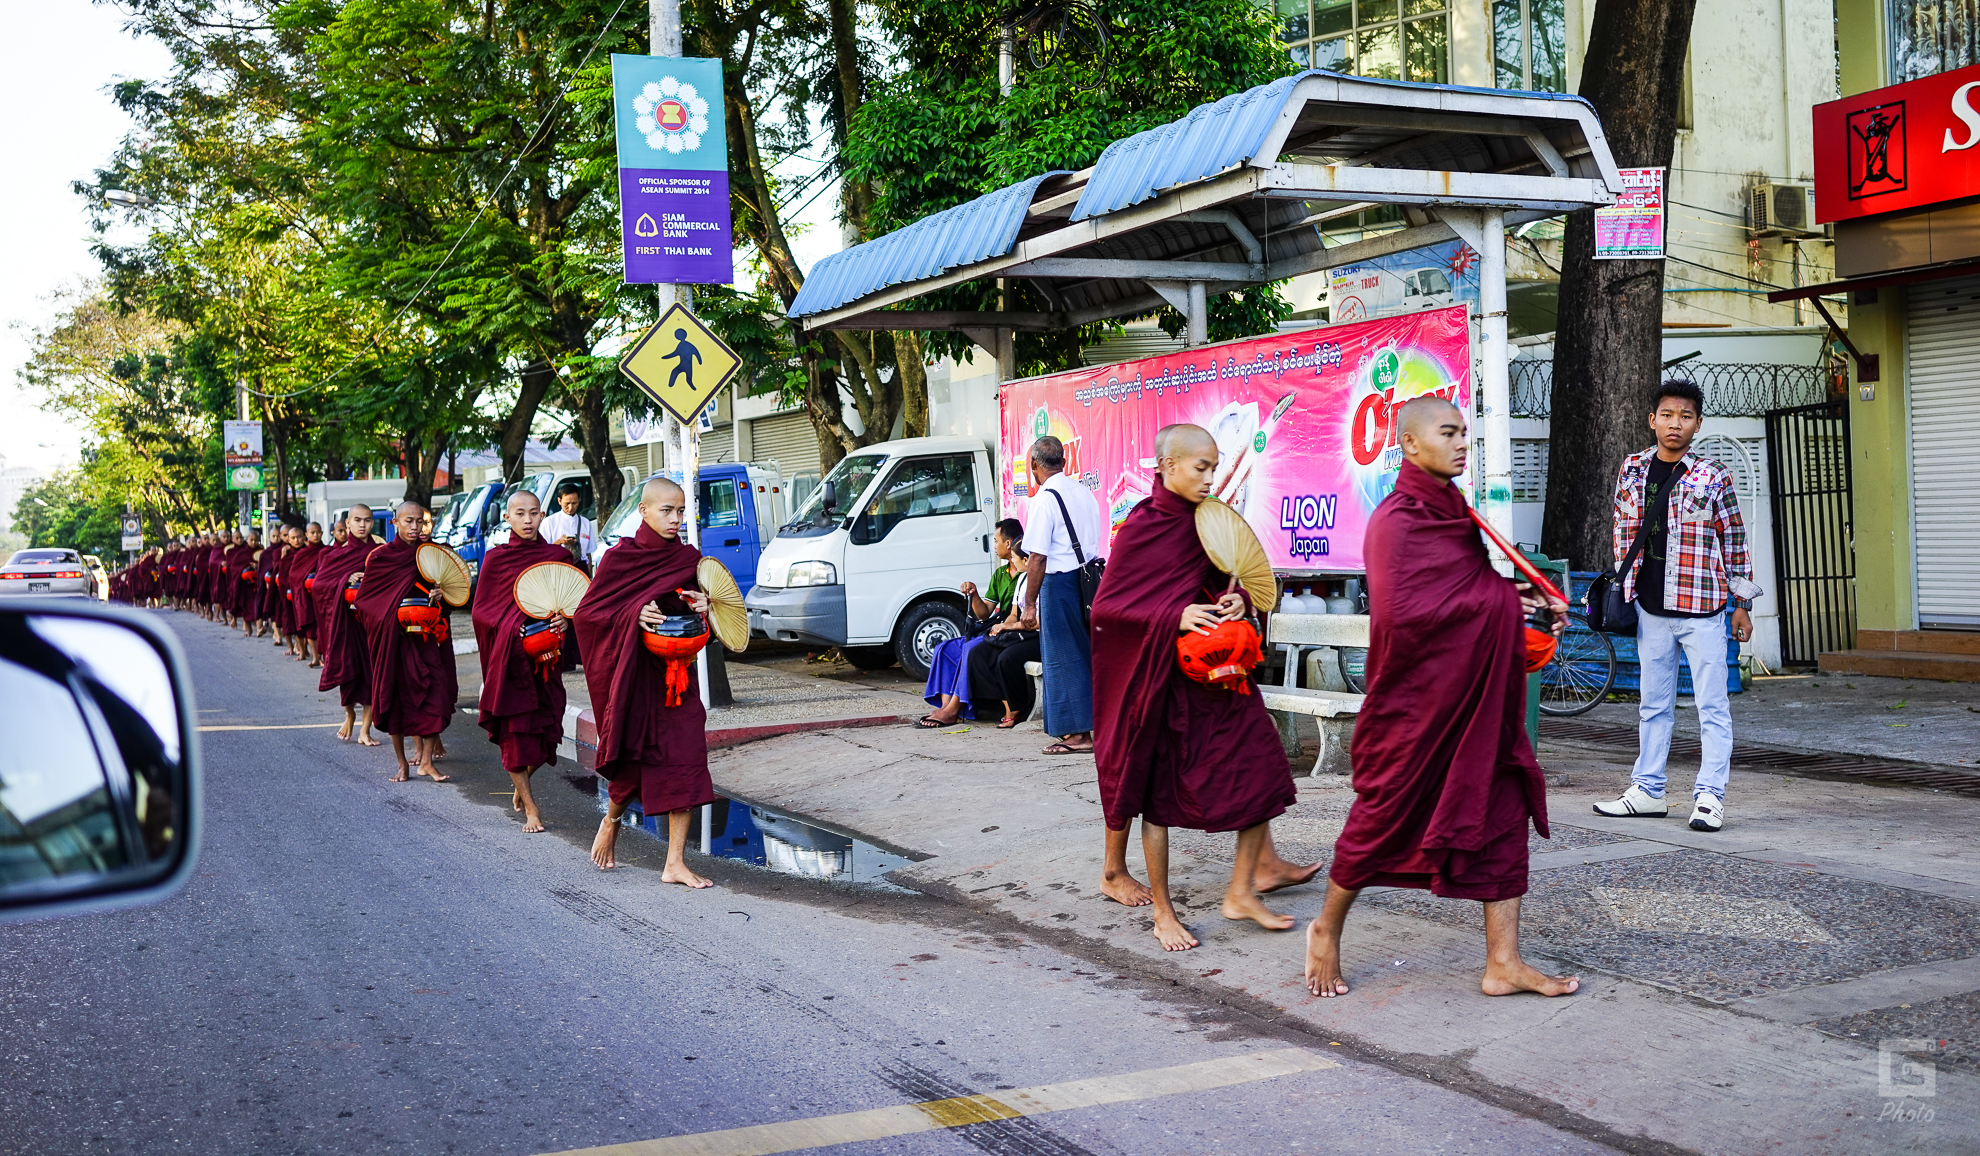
[568,776,921,891]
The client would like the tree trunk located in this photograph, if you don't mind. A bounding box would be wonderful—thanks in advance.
[1541,0,1698,572]
[896,330,929,438]
[499,360,557,482]
[570,387,623,513]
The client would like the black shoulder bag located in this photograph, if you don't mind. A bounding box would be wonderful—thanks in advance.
[1585,461,1684,636]
[1047,487,1107,624]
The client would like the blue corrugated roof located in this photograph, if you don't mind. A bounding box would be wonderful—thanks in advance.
[1070,70,1595,222]
[788,171,1070,319]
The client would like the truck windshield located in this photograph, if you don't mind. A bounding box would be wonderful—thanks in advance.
[783,453,883,533]
[699,478,742,528]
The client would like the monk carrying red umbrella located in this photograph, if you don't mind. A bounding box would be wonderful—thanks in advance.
[470,490,577,834]
[1304,396,1575,999]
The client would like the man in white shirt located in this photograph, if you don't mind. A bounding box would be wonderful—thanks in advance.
[539,483,596,569]
[1020,435,1104,756]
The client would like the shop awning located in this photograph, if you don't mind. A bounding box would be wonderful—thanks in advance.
[1766,256,1980,303]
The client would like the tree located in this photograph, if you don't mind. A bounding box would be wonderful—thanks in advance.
[1541,0,1700,569]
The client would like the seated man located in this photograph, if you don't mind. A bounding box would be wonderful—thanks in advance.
[918,519,1027,728]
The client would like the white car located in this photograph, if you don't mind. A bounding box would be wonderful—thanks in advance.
[81,555,109,600]
[0,549,94,598]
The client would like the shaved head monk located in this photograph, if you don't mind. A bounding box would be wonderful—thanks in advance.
[1304,396,1574,998]
[470,490,571,833]
[573,476,715,886]
[1090,423,1319,951]
[287,522,325,667]
[316,504,380,745]
[354,502,458,782]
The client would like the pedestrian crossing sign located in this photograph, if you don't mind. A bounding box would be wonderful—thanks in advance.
[617,303,740,425]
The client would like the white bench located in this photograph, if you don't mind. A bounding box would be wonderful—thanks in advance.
[1024,661,1044,724]
[1258,614,1369,777]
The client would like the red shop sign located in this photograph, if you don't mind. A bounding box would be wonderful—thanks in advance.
[1813,61,1980,223]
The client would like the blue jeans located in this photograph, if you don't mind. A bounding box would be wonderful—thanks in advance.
[1631,610,1732,800]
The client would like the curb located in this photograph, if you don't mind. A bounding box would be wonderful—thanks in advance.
[557,705,908,771]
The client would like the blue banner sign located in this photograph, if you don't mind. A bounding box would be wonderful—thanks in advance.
[611,55,733,285]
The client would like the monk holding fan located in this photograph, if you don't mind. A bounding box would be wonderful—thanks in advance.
[1090,423,1317,952]
[1304,396,1575,999]
[471,490,583,834]
[355,503,467,782]
[575,476,748,885]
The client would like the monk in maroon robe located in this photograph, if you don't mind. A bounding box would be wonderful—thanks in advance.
[225,534,256,627]
[1090,424,1312,950]
[1305,397,1575,999]
[255,533,284,638]
[355,502,456,781]
[286,523,325,666]
[573,477,714,886]
[471,490,570,833]
[207,535,231,618]
[314,504,380,745]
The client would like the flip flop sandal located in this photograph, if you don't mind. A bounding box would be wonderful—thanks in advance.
[997,714,1022,729]
[914,715,949,728]
[1042,741,1094,755]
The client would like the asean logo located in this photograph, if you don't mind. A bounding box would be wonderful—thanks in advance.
[633,76,710,154]
[1847,100,1906,199]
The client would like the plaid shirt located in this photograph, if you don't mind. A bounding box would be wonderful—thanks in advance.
[1611,448,1762,614]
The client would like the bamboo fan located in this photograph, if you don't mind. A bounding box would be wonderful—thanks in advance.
[697,556,749,652]
[513,561,591,620]
[1194,497,1277,610]
[416,542,473,608]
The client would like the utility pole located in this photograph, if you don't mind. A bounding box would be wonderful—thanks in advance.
[237,380,252,532]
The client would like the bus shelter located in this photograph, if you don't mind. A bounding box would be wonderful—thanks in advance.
[788,69,1624,535]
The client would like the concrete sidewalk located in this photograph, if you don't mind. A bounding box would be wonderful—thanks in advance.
[698,714,1980,1156]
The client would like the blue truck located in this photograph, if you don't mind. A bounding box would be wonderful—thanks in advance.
[592,462,788,595]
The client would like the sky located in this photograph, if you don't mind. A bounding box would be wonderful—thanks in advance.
[0,5,843,483]
[0,2,173,477]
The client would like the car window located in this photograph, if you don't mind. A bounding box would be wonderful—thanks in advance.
[699,478,742,529]
[787,454,883,530]
[856,455,977,543]
[11,551,80,564]
[599,488,644,546]
[551,477,595,520]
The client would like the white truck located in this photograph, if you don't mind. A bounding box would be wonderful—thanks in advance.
[303,479,410,536]
[744,435,998,679]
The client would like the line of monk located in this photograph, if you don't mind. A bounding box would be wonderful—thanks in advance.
[110,416,1584,992]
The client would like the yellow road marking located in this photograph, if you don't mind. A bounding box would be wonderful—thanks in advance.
[534,1047,1337,1156]
[197,723,344,731]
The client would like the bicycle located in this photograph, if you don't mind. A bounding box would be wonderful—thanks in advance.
[1335,609,1615,717]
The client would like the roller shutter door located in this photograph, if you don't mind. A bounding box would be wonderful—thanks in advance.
[1905,277,1980,627]
[749,411,822,480]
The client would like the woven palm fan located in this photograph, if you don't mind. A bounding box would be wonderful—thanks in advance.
[513,561,590,620]
[697,556,749,653]
[1194,497,1277,610]
[416,542,473,608]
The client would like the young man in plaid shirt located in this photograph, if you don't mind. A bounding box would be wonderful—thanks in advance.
[1594,380,1763,832]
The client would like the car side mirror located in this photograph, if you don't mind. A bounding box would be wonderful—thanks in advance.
[813,480,838,527]
[0,601,201,925]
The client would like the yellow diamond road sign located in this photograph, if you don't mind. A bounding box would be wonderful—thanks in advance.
[617,303,740,425]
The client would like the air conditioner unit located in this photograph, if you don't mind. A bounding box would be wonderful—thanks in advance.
[1747,182,1823,239]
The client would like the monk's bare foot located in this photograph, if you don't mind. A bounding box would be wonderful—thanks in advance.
[1254,859,1324,895]
[1100,869,1153,907]
[417,760,451,783]
[432,740,447,759]
[512,790,525,813]
[661,862,713,889]
[308,659,320,668]
[591,817,620,869]
[356,731,381,747]
[1220,893,1296,931]
[1150,912,1199,951]
[1303,920,1350,997]
[389,767,411,783]
[521,808,545,834]
[1481,961,1580,997]
[337,719,353,742]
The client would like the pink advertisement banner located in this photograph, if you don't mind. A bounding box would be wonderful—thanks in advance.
[998,305,1473,573]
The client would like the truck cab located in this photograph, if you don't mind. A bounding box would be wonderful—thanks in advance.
[744,436,995,680]
[446,480,505,570]
[593,463,786,599]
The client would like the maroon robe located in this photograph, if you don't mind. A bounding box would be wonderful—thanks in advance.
[203,544,226,607]
[354,537,457,738]
[286,541,324,639]
[224,544,256,615]
[572,522,714,816]
[471,535,571,772]
[1090,484,1295,833]
[313,538,374,707]
[1329,461,1548,902]
[258,544,286,626]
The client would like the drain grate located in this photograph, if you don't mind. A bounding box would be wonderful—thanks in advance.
[1539,718,1980,796]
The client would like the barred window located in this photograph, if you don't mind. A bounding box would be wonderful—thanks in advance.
[1492,0,1567,92]
[1276,0,1450,85]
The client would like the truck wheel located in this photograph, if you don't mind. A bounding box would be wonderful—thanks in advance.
[894,600,964,681]
[841,645,896,671]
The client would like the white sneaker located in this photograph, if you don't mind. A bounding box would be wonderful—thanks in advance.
[1593,785,1669,817]
[1689,794,1724,832]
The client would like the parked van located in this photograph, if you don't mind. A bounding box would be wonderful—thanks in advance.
[744,436,995,679]
[483,469,596,553]
[593,463,787,598]
[305,480,409,539]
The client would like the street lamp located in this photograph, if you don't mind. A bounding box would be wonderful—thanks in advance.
[101,188,156,208]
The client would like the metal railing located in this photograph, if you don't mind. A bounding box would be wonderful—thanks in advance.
[1508,361,1830,418]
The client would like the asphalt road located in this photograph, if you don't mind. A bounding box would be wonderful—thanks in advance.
[1,610,1622,1156]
